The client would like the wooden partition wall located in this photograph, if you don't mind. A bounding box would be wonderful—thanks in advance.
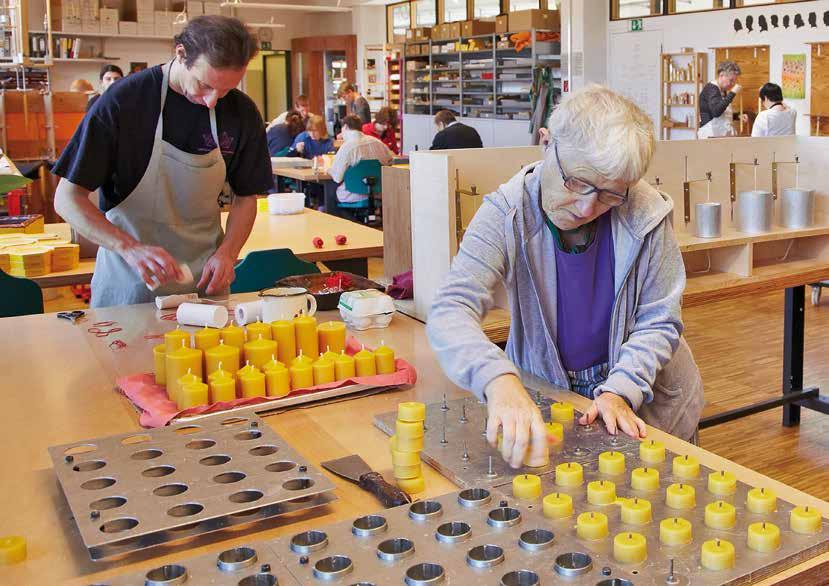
[809,42,829,136]
[290,35,357,118]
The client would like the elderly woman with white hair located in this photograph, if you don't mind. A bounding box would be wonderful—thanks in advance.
[427,85,704,468]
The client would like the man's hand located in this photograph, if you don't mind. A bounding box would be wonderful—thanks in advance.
[197,250,236,295]
[120,244,183,288]
[484,375,548,469]
[579,391,647,439]
[731,83,743,95]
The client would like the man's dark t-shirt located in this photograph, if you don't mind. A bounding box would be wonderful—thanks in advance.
[53,64,274,212]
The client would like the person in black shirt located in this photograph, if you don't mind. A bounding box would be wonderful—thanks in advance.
[429,110,483,150]
[698,60,744,138]
[53,16,273,307]
[85,64,123,112]
[338,82,372,125]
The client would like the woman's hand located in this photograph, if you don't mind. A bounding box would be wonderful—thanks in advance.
[579,391,647,439]
[484,375,549,468]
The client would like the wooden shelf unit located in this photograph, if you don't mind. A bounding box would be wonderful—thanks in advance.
[660,51,706,140]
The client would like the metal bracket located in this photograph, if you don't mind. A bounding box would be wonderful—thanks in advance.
[682,157,712,224]
[771,152,800,200]
[454,169,478,246]
[729,155,759,220]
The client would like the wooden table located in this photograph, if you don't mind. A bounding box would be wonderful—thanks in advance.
[381,164,411,277]
[272,167,341,218]
[1,297,827,585]
[29,209,383,287]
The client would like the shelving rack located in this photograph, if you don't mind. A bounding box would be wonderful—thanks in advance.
[660,51,706,140]
[385,45,403,152]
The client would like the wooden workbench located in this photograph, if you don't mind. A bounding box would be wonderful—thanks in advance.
[29,209,383,288]
[0,297,826,584]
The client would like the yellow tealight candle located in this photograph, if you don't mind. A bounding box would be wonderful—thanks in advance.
[701,539,735,571]
[271,319,297,365]
[631,467,660,491]
[747,521,780,552]
[704,500,736,530]
[238,365,266,399]
[293,315,319,359]
[246,319,272,341]
[545,421,564,443]
[397,401,426,422]
[639,439,665,464]
[312,356,336,385]
[153,344,166,385]
[550,401,574,424]
[193,326,221,352]
[0,535,27,565]
[165,342,203,403]
[317,320,346,354]
[289,361,314,390]
[321,346,340,363]
[204,340,240,376]
[208,366,236,403]
[512,474,542,500]
[555,462,584,487]
[598,451,626,475]
[374,341,396,375]
[613,532,647,564]
[542,492,573,519]
[261,354,283,373]
[335,351,357,380]
[746,487,777,514]
[390,433,424,453]
[354,346,377,377]
[236,360,255,393]
[790,506,822,535]
[587,480,617,505]
[219,320,246,351]
[178,381,208,410]
[576,511,608,540]
[666,483,696,510]
[659,517,693,546]
[164,326,191,353]
[396,419,424,439]
[708,470,737,496]
[243,334,278,370]
[264,363,291,397]
[291,350,314,367]
[621,497,652,526]
[672,454,700,479]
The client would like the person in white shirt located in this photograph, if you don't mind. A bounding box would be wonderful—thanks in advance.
[266,95,311,130]
[328,114,393,204]
[752,83,796,137]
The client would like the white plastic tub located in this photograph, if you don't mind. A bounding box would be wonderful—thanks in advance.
[268,192,306,215]
[338,289,396,330]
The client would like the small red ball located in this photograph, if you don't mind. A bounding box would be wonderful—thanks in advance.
[312,237,324,249]
[335,234,347,245]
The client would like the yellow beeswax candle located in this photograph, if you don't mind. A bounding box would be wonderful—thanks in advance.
[317,320,346,354]
[261,354,283,373]
[550,401,574,424]
[747,521,780,552]
[391,449,421,467]
[396,419,424,439]
[291,350,314,367]
[246,319,272,340]
[394,462,422,479]
[236,360,255,393]
[293,315,318,359]
[238,365,266,398]
[271,319,297,365]
[705,500,736,529]
[205,340,240,375]
[708,470,737,496]
[354,346,377,377]
[746,487,777,514]
[672,454,700,479]
[312,356,336,385]
[178,381,208,410]
[397,401,426,422]
[598,451,626,475]
[264,363,290,397]
[243,334,278,370]
[542,492,573,519]
[390,433,424,453]
[545,421,564,443]
[194,326,220,352]
[220,320,246,351]
[153,344,166,385]
[621,497,652,525]
[289,361,314,390]
[576,511,608,540]
[374,341,396,374]
[0,535,27,565]
[660,517,692,546]
[208,366,236,403]
[790,506,822,535]
[701,539,735,571]
[175,368,199,405]
[397,476,425,494]
[166,342,203,402]
[614,532,647,563]
[587,480,617,505]
[164,326,191,353]
[321,346,340,363]
[335,351,356,380]
[639,439,665,464]
[631,467,660,491]
[512,474,542,499]
[555,462,583,487]
[666,483,696,510]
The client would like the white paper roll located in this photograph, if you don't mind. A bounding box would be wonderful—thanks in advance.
[156,293,200,310]
[176,303,229,328]
[234,300,263,325]
[146,262,195,291]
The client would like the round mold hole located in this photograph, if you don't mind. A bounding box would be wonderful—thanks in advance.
[352,514,388,537]
[487,507,522,528]
[173,425,202,435]
[290,530,328,554]
[405,562,445,585]
[81,477,116,491]
[596,581,634,586]
[282,477,315,491]
[377,538,415,561]
[214,471,247,484]
[221,416,249,426]
[167,503,204,518]
[312,555,353,580]
[408,500,443,521]
[229,490,264,504]
[554,552,593,577]
[142,465,176,478]
[234,430,262,441]
[265,461,297,473]
[73,460,106,472]
[99,517,138,533]
[89,496,127,510]
[216,546,258,572]
[249,445,279,457]
[500,570,540,586]
[199,454,231,466]
[435,521,471,544]
[153,483,189,497]
[185,439,216,450]
[145,563,188,586]
[519,528,555,552]
[120,434,151,446]
[466,544,505,569]
[130,449,163,461]
[238,574,277,586]
[349,583,376,586]
[457,488,492,508]
[65,443,97,455]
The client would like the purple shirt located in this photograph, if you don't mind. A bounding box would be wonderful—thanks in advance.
[553,212,615,372]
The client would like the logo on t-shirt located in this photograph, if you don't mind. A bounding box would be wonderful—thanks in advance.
[200,131,236,156]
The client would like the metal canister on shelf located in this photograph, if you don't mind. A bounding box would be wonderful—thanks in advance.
[695,202,722,238]
[737,190,774,234]
[780,188,814,229]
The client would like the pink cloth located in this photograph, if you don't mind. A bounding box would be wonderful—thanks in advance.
[117,337,417,428]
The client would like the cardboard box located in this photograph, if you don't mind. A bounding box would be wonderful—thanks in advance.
[100,7,118,24]
[495,14,509,32]
[202,2,221,15]
[445,21,461,39]
[137,9,154,22]
[81,19,100,34]
[138,21,156,36]
[507,9,560,31]
[136,0,155,11]
[407,27,431,41]
[462,19,495,37]
[55,17,82,33]
[119,21,138,35]
[392,33,407,44]
[187,0,203,15]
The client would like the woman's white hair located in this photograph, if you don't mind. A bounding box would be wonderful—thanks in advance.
[546,84,655,185]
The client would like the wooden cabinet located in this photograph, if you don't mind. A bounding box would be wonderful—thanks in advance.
[714,45,770,136]
[291,35,357,120]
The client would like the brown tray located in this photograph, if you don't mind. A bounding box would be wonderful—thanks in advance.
[275,272,384,311]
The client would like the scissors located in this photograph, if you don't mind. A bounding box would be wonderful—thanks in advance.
[88,321,123,337]
[57,310,86,324]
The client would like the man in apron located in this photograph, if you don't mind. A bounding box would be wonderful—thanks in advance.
[698,60,743,139]
[53,16,273,307]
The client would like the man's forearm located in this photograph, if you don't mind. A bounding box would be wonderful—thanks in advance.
[217,195,257,260]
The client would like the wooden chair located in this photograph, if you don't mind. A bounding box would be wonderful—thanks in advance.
[0,270,44,317]
[230,248,320,294]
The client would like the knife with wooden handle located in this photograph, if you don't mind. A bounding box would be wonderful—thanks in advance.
[322,454,412,508]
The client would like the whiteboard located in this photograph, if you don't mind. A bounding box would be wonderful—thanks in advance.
[608,30,663,135]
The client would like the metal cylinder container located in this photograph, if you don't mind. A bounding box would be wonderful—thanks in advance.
[737,190,774,234]
[694,202,722,238]
[781,188,814,229]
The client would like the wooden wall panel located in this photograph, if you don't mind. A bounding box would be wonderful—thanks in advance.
[810,43,829,135]
[714,45,770,136]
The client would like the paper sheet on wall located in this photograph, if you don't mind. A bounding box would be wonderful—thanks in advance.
[608,30,664,135]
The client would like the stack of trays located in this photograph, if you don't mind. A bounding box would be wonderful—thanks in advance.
[7,245,52,277]
[48,242,80,271]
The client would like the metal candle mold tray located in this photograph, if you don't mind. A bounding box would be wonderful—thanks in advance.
[49,412,337,561]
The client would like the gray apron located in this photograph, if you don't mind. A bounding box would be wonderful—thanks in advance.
[91,61,227,308]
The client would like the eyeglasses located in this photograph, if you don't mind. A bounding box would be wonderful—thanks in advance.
[553,141,629,207]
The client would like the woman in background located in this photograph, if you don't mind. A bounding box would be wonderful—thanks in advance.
[362,107,399,155]
[752,82,796,137]
[291,115,335,159]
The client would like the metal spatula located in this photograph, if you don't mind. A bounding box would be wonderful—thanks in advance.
[322,454,412,508]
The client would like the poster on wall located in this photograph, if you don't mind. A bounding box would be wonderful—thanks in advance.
[782,54,805,99]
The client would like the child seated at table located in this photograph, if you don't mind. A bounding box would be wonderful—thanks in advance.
[291,115,335,159]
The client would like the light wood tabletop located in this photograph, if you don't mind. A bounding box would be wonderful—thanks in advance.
[273,167,333,182]
[0,296,826,584]
[30,209,383,288]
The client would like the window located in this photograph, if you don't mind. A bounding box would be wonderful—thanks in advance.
[615,0,662,18]
[510,0,540,10]
[444,0,467,22]
[387,2,411,42]
[415,0,437,27]
[672,0,727,13]
[474,0,501,19]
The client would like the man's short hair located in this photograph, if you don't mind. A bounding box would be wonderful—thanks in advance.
[99,64,124,80]
[342,114,363,131]
[174,15,258,69]
[759,82,783,103]
[434,110,456,126]
[717,60,741,77]
[337,82,357,97]
[295,94,310,108]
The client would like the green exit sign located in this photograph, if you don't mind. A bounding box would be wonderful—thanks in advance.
[630,18,643,32]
